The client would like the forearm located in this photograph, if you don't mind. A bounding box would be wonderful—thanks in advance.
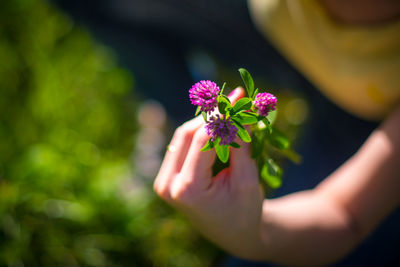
[258,191,359,266]
[316,105,400,237]
[253,106,400,266]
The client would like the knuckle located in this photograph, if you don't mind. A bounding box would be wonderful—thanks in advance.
[177,120,195,134]
[153,176,171,201]
[172,123,191,141]
[153,179,162,194]
[192,129,208,147]
[154,183,168,199]
[170,175,198,207]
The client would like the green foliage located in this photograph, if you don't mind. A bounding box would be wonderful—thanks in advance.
[0,0,220,266]
[236,69,301,190]
[202,111,208,122]
[229,142,241,149]
[260,160,283,189]
[233,112,258,125]
[268,126,290,150]
[251,120,301,189]
[231,98,252,114]
[217,94,231,115]
[200,69,301,176]
[194,106,201,116]
[200,139,214,152]
[238,68,254,98]
[214,138,230,164]
[232,121,252,143]
[219,82,226,96]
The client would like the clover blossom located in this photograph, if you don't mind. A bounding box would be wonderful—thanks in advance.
[205,115,238,145]
[253,92,277,117]
[189,80,220,113]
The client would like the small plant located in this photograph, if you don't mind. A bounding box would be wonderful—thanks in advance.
[189,68,300,189]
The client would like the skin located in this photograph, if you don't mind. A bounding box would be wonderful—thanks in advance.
[155,89,266,259]
[155,2,400,265]
[154,87,400,266]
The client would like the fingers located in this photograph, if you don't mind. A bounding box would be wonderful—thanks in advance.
[155,87,248,200]
[154,116,203,198]
[178,87,246,185]
[162,116,203,174]
[179,128,216,187]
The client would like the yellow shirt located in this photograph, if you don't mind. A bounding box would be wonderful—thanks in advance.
[248,0,400,120]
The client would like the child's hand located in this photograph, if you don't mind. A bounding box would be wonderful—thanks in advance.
[154,88,266,259]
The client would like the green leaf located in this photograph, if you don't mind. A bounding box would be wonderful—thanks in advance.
[200,139,214,152]
[251,132,264,158]
[260,159,282,189]
[220,82,226,95]
[267,159,282,176]
[238,68,254,98]
[215,139,230,163]
[229,142,241,148]
[257,118,272,134]
[266,109,278,125]
[212,153,230,176]
[252,88,259,99]
[232,98,252,114]
[195,106,201,116]
[264,118,273,134]
[202,111,208,122]
[233,112,258,125]
[268,126,290,150]
[217,95,231,115]
[232,120,251,143]
[279,149,302,164]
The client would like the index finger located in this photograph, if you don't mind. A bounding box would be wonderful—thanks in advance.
[154,115,204,196]
[180,87,246,181]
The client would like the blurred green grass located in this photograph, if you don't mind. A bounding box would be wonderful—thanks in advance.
[0,0,221,266]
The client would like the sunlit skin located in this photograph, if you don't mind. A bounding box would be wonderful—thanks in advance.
[154,86,400,265]
[154,1,400,265]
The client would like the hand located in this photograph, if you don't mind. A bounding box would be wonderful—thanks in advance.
[154,88,266,259]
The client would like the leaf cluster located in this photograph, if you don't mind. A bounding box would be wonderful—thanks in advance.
[199,69,301,189]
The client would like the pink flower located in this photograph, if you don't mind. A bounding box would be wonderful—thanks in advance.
[189,80,220,113]
[205,115,238,145]
[253,92,277,117]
